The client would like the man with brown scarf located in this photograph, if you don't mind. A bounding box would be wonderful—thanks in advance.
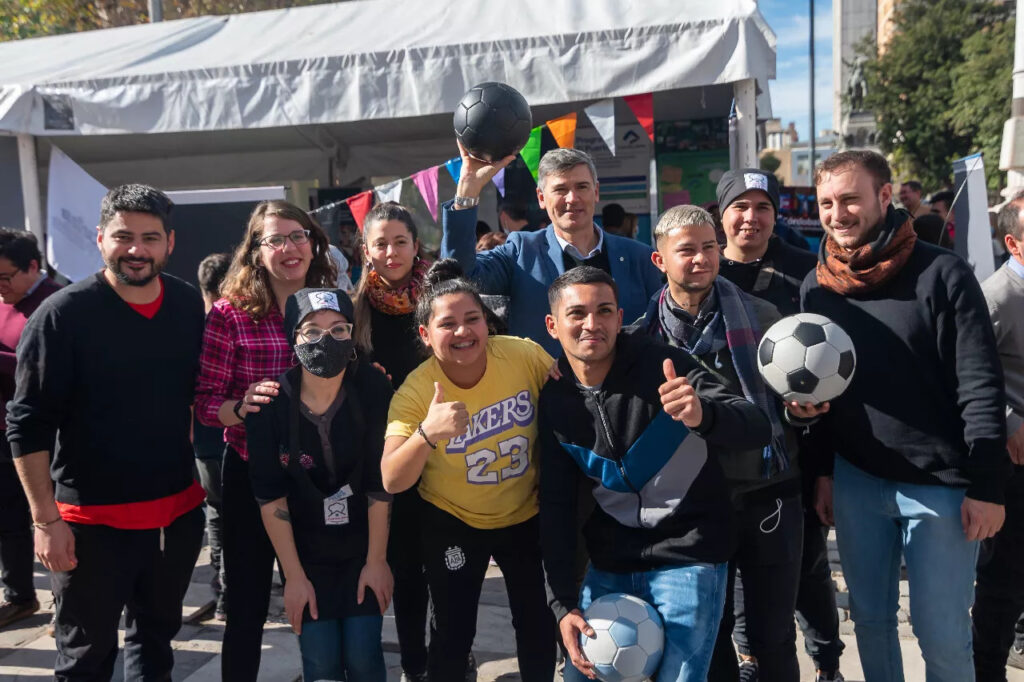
[800,150,1009,682]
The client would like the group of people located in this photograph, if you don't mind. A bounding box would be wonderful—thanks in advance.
[0,139,1020,682]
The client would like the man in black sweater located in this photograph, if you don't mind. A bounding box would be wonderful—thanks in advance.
[715,168,844,681]
[802,150,1009,682]
[5,185,206,681]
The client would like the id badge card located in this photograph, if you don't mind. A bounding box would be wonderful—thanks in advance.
[324,484,354,525]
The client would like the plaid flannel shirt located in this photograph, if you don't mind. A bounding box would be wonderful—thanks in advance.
[195,298,294,460]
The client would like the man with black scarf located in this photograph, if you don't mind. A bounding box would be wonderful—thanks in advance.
[634,204,829,681]
[802,150,1009,682]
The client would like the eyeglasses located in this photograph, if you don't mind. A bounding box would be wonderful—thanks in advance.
[258,230,311,250]
[0,268,21,284]
[297,322,353,343]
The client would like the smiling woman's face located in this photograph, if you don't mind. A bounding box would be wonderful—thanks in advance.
[418,292,489,368]
[258,216,312,283]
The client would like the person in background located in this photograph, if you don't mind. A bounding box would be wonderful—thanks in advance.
[774,216,813,251]
[338,220,362,283]
[0,228,61,630]
[898,180,928,218]
[195,200,337,681]
[499,200,532,233]
[930,190,956,243]
[195,252,232,621]
[352,201,434,682]
[476,232,507,252]
[248,288,393,682]
[381,260,557,682]
[600,203,626,235]
[7,184,206,680]
[972,192,1024,681]
[328,245,356,292]
[913,214,953,249]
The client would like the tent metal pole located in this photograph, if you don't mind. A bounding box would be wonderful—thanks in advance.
[16,134,44,245]
[733,79,757,168]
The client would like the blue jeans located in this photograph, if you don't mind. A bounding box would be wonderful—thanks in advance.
[833,455,980,682]
[296,614,386,682]
[564,562,728,682]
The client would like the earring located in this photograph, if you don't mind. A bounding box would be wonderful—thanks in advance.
[350,348,358,361]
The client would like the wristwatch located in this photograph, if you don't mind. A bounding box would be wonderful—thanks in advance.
[453,195,479,209]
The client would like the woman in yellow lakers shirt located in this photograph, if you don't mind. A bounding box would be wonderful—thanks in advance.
[382,260,556,682]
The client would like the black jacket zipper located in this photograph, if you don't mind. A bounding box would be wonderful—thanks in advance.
[592,392,644,529]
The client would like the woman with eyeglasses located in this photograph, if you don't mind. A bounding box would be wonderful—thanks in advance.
[195,200,337,681]
[248,288,393,681]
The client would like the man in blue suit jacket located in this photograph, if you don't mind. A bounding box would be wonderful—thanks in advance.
[441,145,663,354]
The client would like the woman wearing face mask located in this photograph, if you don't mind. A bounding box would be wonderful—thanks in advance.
[195,201,337,681]
[248,288,393,682]
[381,260,557,682]
[351,201,434,681]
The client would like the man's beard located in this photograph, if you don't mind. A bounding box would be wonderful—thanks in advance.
[106,255,166,287]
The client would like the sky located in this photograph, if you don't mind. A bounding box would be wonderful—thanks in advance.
[759,0,835,143]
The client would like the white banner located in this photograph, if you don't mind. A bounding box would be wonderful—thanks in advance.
[375,179,403,204]
[46,147,105,282]
[584,99,616,156]
[951,153,996,281]
[575,123,651,214]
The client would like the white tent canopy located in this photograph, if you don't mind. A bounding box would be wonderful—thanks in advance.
[0,0,775,229]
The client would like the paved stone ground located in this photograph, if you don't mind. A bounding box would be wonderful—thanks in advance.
[1,532,1023,681]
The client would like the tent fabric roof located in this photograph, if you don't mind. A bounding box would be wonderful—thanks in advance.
[0,0,776,136]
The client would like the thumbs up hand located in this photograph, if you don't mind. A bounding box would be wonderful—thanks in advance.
[422,382,471,443]
[658,358,703,428]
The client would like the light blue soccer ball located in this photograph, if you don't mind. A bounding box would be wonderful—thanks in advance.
[580,593,664,682]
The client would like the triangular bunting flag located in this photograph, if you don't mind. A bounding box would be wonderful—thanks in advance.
[412,166,440,221]
[375,179,403,204]
[445,157,463,184]
[520,126,544,181]
[492,167,506,197]
[624,93,654,142]
[584,99,616,156]
[546,112,578,149]
[345,191,375,231]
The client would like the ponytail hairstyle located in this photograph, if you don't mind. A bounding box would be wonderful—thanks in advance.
[353,201,427,353]
[415,259,505,337]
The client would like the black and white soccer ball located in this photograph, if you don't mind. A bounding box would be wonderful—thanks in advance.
[453,82,532,163]
[756,313,856,404]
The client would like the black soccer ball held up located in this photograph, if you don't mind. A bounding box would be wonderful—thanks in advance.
[453,82,533,163]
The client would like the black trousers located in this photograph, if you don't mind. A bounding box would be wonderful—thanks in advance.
[973,466,1024,682]
[0,444,35,604]
[51,506,204,681]
[387,486,431,675]
[420,503,555,682]
[709,493,803,682]
[220,446,277,682]
[794,504,844,673]
[195,458,224,597]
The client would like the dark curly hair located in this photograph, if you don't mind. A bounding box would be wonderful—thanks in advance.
[414,259,505,336]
